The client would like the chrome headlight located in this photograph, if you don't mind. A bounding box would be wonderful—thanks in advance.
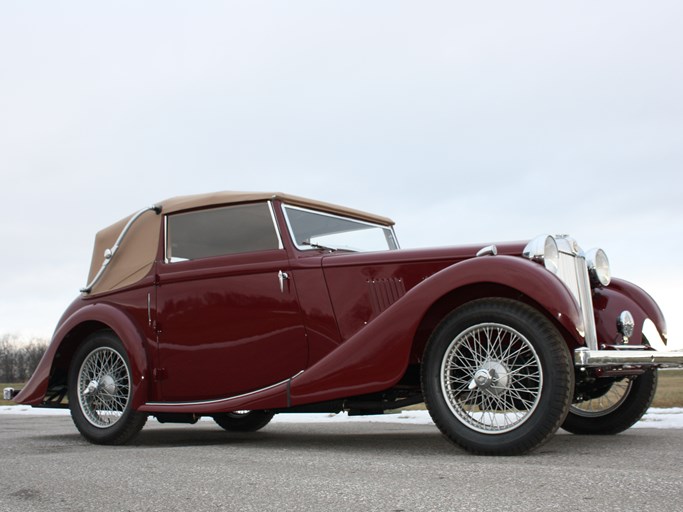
[523,235,560,274]
[585,248,611,287]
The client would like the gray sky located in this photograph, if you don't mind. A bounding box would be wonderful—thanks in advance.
[1,1,681,346]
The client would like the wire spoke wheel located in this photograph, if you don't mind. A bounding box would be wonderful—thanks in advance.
[422,299,572,455]
[68,330,146,444]
[562,371,657,435]
[441,323,543,434]
[570,379,632,418]
[77,347,131,428]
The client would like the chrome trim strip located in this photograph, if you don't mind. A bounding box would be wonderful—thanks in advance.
[267,200,284,250]
[163,214,169,263]
[575,348,683,368]
[81,205,162,294]
[145,371,304,407]
[390,226,401,250]
[574,255,599,350]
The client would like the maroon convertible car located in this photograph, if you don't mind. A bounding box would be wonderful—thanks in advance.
[7,192,682,454]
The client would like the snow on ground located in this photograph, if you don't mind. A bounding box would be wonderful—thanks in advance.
[1,406,682,429]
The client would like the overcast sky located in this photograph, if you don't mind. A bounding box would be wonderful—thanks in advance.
[1,1,681,347]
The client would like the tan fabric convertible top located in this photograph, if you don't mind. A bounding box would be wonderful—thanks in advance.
[85,191,394,295]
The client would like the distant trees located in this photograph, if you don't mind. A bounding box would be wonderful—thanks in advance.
[0,334,48,382]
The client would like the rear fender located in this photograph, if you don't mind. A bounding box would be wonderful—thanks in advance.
[289,255,583,405]
[14,303,150,409]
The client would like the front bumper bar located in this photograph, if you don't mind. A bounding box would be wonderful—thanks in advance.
[575,347,683,368]
[3,388,19,401]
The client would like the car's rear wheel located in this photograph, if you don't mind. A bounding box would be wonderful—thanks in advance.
[68,330,147,445]
[213,410,275,432]
[562,371,657,435]
[421,298,573,455]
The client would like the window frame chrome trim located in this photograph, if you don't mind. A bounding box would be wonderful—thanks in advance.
[163,214,169,263]
[163,200,283,264]
[281,204,400,252]
[267,200,284,250]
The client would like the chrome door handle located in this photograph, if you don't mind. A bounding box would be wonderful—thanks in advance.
[278,270,290,293]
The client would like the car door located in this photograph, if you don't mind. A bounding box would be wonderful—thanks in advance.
[155,202,307,402]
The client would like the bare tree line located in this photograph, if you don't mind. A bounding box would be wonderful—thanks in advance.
[0,334,48,382]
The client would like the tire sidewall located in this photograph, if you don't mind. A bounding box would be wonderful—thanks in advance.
[213,411,275,432]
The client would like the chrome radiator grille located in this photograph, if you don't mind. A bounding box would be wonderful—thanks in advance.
[556,252,598,350]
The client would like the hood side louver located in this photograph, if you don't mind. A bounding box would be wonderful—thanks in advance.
[368,278,406,315]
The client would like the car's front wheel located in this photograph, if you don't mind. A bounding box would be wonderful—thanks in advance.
[68,331,147,445]
[422,298,573,455]
[562,371,657,435]
[213,410,275,432]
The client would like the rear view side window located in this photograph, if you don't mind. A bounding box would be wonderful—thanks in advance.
[166,203,280,262]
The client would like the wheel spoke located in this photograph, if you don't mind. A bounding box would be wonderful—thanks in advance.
[571,379,632,417]
[441,322,543,434]
[77,346,131,428]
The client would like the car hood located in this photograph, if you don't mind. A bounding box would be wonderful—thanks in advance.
[319,241,529,268]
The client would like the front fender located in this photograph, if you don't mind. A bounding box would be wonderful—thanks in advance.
[289,255,583,405]
[14,302,151,409]
[418,255,586,342]
[593,277,668,345]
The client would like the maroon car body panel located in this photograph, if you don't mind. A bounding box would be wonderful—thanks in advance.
[155,249,308,401]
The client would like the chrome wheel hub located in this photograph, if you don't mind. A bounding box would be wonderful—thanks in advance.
[471,368,493,388]
[469,362,510,395]
[84,380,99,395]
[100,375,117,395]
[83,374,117,397]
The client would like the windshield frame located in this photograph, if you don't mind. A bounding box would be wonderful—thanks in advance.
[282,204,400,253]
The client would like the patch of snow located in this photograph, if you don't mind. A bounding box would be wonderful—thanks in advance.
[0,405,70,416]
[632,407,683,429]
[1,406,682,429]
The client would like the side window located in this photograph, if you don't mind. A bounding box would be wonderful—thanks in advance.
[166,203,280,262]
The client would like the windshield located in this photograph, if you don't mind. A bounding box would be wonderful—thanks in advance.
[283,205,399,252]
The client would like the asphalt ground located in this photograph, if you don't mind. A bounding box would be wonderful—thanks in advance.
[1,415,681,512]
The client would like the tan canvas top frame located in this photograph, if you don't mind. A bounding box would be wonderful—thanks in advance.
[85,191,395,295]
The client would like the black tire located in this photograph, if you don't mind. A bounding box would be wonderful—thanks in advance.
[213,411,275,432]
[68,330,147,445]
[421,298,573,455]
[562,371,657,435]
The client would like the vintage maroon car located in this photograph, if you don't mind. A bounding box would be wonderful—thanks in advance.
[6,192,682,454]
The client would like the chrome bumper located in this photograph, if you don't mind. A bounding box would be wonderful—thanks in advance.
[575,347,683,368]
[3,387,19,401]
